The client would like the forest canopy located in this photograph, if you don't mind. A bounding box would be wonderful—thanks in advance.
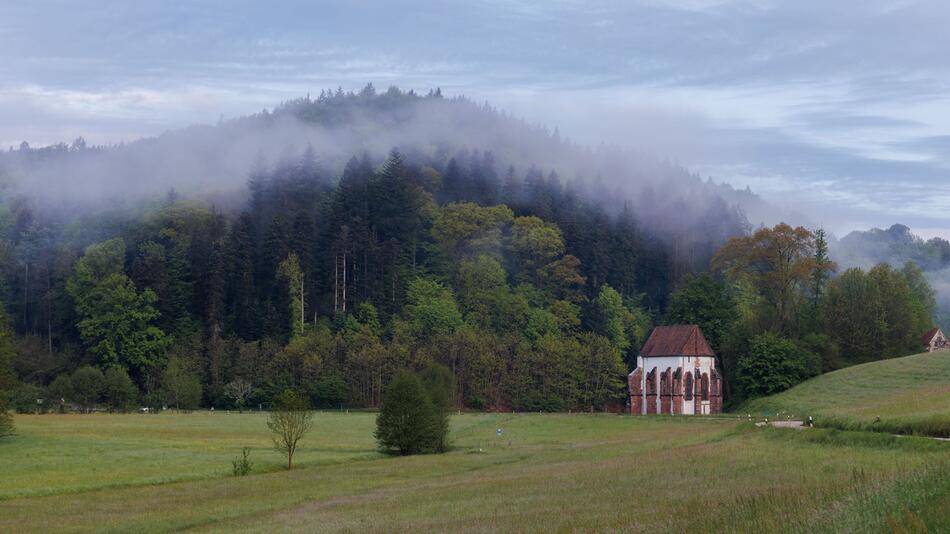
[0,86,937,413]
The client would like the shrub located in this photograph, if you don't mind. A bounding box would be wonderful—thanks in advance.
[232,447,252,476]
[375,371,445,455]
[47,373,73,411]
[70,366,105,412]
[102,367,138,412]
[9,383,46,413]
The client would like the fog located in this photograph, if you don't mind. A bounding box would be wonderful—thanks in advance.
[0,89,771,239]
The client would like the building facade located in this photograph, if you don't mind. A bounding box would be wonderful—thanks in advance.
[921,327,950,352]
[628,325,722,415]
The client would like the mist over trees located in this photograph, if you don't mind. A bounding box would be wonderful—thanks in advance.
[0,86,938,413]
[833,224,950,330]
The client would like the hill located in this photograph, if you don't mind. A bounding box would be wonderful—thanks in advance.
[741,351,950,437]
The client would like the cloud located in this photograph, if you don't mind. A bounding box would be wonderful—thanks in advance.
[2,0,950,237]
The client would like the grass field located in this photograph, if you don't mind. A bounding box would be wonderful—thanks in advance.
[1,412,948,532]
[741,351,950,437]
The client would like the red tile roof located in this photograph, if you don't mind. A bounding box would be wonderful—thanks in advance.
[921,327,942,346]
[640,325,715,358]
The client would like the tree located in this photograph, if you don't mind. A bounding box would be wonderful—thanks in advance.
[70,366,104,413]
[224,378,253,412]
[736,333,819,400]
[419,362,455,452]
[666,274,737,349]
[0,304,15,436]
[405,278,463,340]
[375,371,444,455]
[713,223,822,333]
[102,367,138,412]
[509,216,565,283]
[67,239,170,380]
[809,228,834,304]
[591,285,630,353]
[161,357,203,410]
[267,389,314,469]
[277,253,305,338]
[431,202,512,260]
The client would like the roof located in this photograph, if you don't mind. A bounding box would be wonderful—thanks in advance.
[921,327,943,346]
[640,325,715,358]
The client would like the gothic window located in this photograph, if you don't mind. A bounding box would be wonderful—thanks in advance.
[684,372,693,401]
[701,373,710,401]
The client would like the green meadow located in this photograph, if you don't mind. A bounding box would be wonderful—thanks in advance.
[741,351,950,437]
[1,411,948,533]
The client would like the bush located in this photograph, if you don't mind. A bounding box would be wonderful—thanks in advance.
[375,372,446,455]
[102,367,138,412]
[70,366,105,412]
[232,447,252,476]
[736,333,819,400]
[47,373,73,411]
[9,383,46,413]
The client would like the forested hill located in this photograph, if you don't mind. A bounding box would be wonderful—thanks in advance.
[0,85,761,412]
[0,86,755,265]
[834,224,950,329]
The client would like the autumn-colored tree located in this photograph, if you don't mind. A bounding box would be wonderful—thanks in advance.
[713,223,828,333]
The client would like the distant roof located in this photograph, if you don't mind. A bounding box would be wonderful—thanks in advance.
[921,327,943,345]
[640,325,715,358]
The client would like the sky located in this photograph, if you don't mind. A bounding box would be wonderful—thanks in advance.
[1,0,949,238]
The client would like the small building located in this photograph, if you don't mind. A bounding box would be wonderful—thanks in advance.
[628,325,722,415]
[921,327,950,352]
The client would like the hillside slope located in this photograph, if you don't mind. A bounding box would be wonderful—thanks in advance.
[741,351,950,437]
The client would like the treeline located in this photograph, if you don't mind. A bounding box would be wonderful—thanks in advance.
[667,224,936,405]
[0,146,685,412]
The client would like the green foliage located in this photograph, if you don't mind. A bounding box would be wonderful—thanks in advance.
[277,253,305,338]
[419,362,455,451]
[0,304,14,436]
[9,383,46,413]
[665,273,737,352]
[431,202,512,259]
[68,239,170,378]
[591,285,630,353]
[309,374,348,408]
[375,371,445,455]
[510,216,565,283]
[406,278,463,339]
[161,357,202,410]
[70,366,105,412]
[736,333,819,399]
[102,367,138,412]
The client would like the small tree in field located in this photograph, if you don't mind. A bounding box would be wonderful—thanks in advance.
[267,390,313,470]
[224,378,253,413]
[375,372,445,455]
